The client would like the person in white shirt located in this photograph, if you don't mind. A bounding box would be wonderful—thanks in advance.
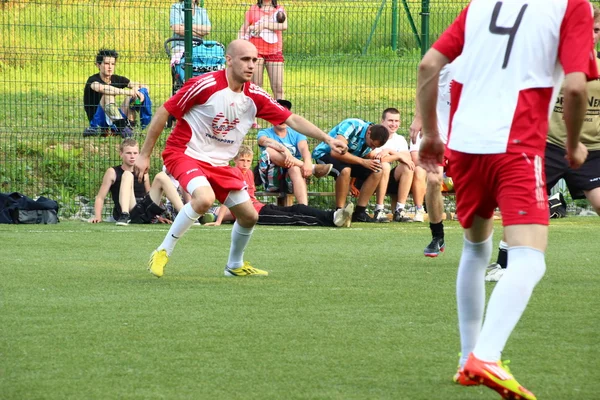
[417,0,596,398]
[370,108,416,222]
[410,59,458,255]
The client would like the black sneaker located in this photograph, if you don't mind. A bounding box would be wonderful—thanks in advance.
[83,127,101,137]
[373,209,390,223]
[116,212,131,226]
[119,126,134,138]
[352,211,376,223]
[424,237,445,257]
[393,209,413,222]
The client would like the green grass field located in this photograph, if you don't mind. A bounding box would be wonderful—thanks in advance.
[1,218,598,399]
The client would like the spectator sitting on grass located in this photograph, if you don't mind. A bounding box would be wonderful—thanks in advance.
[83,49,152,138]
[89,138,183,225]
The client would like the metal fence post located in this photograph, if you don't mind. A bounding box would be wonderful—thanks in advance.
[184,0,193,81]
[391,0,398,51]
[420,0,430,57]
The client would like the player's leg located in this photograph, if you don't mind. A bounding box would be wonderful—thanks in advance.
[424,165,445,256]
[353,166,383,222]
[584,187,600,215]
[373,162,391,222]
[148,156,216,277]
[393,163,415,222]
[225,196,266,276]
[116,170,137,225]
[335,167,352,209]
[286,165,308,205]
[409,143,426,222]
[265,61,284,100]
[258,203,337,226]
[463,153,547,400]
[251,57,265,89]
[148,171,184,214]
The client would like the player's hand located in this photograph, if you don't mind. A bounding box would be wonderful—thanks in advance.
[329,138,348,155]
[418,134,445,174]
[349,178,360,197]
[282,150,296,168]
[375,149,392,159]
[89,217,102,223]
[363,158,382,173]
[134,155,150,183]
[302,163,313,178]
[155,216,173,224]
[402,158,416,171]
[566,142,588,169]
[409,116,423,145]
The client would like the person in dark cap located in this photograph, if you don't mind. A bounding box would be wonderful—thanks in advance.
[256,99,333,205]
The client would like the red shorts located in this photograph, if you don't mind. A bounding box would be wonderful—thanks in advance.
[258,51,284,63]
[450,151,549,228]
[163,149,248,204]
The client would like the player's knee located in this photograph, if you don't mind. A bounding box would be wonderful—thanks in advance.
[190,195,214,214]
[238,208,259,227]
[381,162,391,173]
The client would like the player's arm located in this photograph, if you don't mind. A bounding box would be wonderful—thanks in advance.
[135,106,170,181]
[562,72,589,167]
[257,136,303,168]
[90,81,136,97]
[285,114,347,155]
[90,168,116,223]
[417,48,449,172]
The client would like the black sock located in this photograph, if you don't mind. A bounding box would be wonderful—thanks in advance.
[430,222,444,238]
[355,205,367,215]
[497,248,508,269]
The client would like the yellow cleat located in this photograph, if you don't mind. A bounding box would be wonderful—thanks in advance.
[148,249,169,278]
[463,353,536,400]
[224,261,268,277]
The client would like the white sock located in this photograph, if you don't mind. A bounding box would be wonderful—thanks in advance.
[474,246,546,362]
[499,240,508,250]
[396,202,405,211]
[158,203,199,256]
[416,205,424,211]
[456,233,493,367]
[375,204,384,211]
[227,221,254,269]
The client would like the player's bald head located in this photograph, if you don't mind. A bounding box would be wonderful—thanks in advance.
[227,39,258,57]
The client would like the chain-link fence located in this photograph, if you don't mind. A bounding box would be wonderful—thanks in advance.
[8,1,587,219]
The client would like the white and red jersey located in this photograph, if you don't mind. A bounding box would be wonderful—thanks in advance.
[436,58,460,143]
[164,69,292,166]
[434,0,598,156]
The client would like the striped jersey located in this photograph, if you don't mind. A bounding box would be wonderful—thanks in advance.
[163,69,292,166]
[312,118,373,160]
[433,0,598,156]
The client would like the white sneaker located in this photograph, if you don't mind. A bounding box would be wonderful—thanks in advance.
[413,208,425,222]
[334,203,354,227]
[485,263,505,282]
[374,209,390,223]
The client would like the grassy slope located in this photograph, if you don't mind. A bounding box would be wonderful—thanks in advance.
[1,218,598,399]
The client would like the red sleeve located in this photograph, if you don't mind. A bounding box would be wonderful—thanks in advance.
[246,83,292,125]
[432,5,469,62]
[163,71,223,119]
[559,0,598,80]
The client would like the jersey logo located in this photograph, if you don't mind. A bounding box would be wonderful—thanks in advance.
[212,112,239,136]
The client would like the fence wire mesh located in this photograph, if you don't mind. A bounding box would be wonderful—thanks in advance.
[2,0,585,218]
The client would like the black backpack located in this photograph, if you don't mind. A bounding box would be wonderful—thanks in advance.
[0,192,59,224]
[548,192,567,219]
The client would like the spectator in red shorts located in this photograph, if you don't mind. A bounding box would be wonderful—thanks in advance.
[239,0,287,112]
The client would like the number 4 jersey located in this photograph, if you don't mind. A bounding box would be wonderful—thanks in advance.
[433,0,598,156]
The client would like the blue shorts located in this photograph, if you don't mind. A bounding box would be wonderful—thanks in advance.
[89,106,127,129]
